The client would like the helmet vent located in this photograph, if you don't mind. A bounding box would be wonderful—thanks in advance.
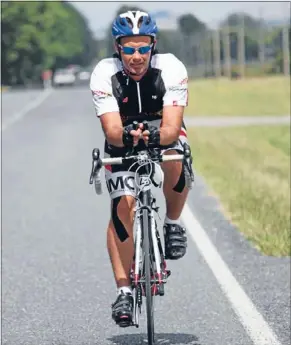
[126,17,133,28]
[145,16,151,25]
[137,16,144,28]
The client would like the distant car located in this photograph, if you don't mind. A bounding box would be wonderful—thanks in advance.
[76,68,91,85]
[78,70,91,81]
[53,69,76,87]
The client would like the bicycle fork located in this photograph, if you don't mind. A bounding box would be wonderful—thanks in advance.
[131,208,171,296]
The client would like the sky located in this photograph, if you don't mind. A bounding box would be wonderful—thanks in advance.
[71,1,290,38]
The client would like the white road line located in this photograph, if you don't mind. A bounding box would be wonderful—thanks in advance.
[181,202,282,345]
[2,89,53,132]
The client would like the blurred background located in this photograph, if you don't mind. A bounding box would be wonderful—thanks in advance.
[1,1,290,88]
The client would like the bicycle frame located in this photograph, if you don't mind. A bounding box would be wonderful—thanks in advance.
[89,144,194,345]
[132,169,163,293]
[131,162,166,345]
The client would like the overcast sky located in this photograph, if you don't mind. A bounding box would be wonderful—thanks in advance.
[71,1,290,38]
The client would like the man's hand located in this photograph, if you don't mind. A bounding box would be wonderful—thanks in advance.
[130,124,143,146]
[140,124,160,147]
[122,122,143,147]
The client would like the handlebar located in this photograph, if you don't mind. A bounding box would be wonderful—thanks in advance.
[89,125,194,195]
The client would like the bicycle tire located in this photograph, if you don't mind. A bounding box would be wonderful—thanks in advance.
[141,207,155,345]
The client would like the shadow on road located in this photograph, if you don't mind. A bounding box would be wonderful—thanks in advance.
[108,332,201,344]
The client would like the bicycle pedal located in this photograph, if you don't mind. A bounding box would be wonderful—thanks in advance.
[117,318,134,328]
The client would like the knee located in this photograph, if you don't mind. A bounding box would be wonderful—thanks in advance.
[111,195,135,227]
[162,150,186,193]
[110,196,135,242]
[162,150,183,179]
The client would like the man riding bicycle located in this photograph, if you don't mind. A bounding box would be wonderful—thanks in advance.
[90,10,193,327]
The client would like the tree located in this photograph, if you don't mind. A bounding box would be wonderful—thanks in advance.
[1,1,96,85]
[220,12,261,32]
[178,13,207,35]
[219,12,263,63]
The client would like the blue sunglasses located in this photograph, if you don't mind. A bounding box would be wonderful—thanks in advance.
[119,44,153,55]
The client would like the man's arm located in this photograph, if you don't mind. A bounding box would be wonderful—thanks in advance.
[99,112,124,147]
[159,105,184,145]
[156,54,188,146]
[90,60,143,147]
[90,61,124,147]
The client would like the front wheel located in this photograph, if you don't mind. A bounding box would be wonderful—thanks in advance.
[142,208,155,345]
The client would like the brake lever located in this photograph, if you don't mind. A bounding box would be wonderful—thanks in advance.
[183,143,194,181]
[89,148,102,184]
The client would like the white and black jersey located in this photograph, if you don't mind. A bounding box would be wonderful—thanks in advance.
[90,52,188,155]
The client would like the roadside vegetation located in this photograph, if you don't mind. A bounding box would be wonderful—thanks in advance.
[185,76,290,116]
[188,125,290,256]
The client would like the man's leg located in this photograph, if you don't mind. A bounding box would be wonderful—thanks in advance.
[107,195,135,289]
[161,149,189,259]
[107,195,136,326]
[162,149,189,219]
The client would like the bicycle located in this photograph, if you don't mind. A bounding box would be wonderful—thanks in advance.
[89,125,194,345]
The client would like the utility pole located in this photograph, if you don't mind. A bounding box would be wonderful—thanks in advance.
[258,7,265,69]
[281,2,290,76]
[282,24,290,76]
[206,31,213,77]
[213,28,221,78]
[238,13,245,78]
[223,21,231,78]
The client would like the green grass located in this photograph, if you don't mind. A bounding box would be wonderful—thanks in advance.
[185,76,291,117]
[188,125,291,256]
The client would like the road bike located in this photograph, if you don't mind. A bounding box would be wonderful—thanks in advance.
[89,128,194,345]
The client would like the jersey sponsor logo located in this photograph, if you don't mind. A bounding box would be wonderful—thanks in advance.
[152,95,157,99]
[122,97,128,103]
[173,101,178,106]
[106,175,135,193]
[179,77,188,85]
[92,90,112,98]
[169,85,187,92]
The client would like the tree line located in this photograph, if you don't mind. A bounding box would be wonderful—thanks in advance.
[1,2,289,86]
[104,5,290,76]
[1,1,97,86]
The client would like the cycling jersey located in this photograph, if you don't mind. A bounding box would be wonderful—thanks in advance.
[90,52,188,156]
[90,53,188,122]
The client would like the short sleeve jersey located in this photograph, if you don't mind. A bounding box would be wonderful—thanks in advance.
[90,53,188,125]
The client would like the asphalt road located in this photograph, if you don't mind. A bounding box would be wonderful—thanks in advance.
[2,87,290,345]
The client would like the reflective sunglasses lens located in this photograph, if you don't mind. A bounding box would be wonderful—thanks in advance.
[122,47,135,55]
[138,45,152,54]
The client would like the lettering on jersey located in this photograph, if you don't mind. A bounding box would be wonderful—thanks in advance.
[169,86,187,92]
[92,90,112,99]
[119,110,163,124]
[142,110,163,117]
[107,176,135,193]
[179,77,188,85]
[152,95,157,99]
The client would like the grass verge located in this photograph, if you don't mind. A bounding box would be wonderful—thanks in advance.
[188,125,290,256]
[185,76,290,117]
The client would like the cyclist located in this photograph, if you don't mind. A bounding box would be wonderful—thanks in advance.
[90,10,193,327]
